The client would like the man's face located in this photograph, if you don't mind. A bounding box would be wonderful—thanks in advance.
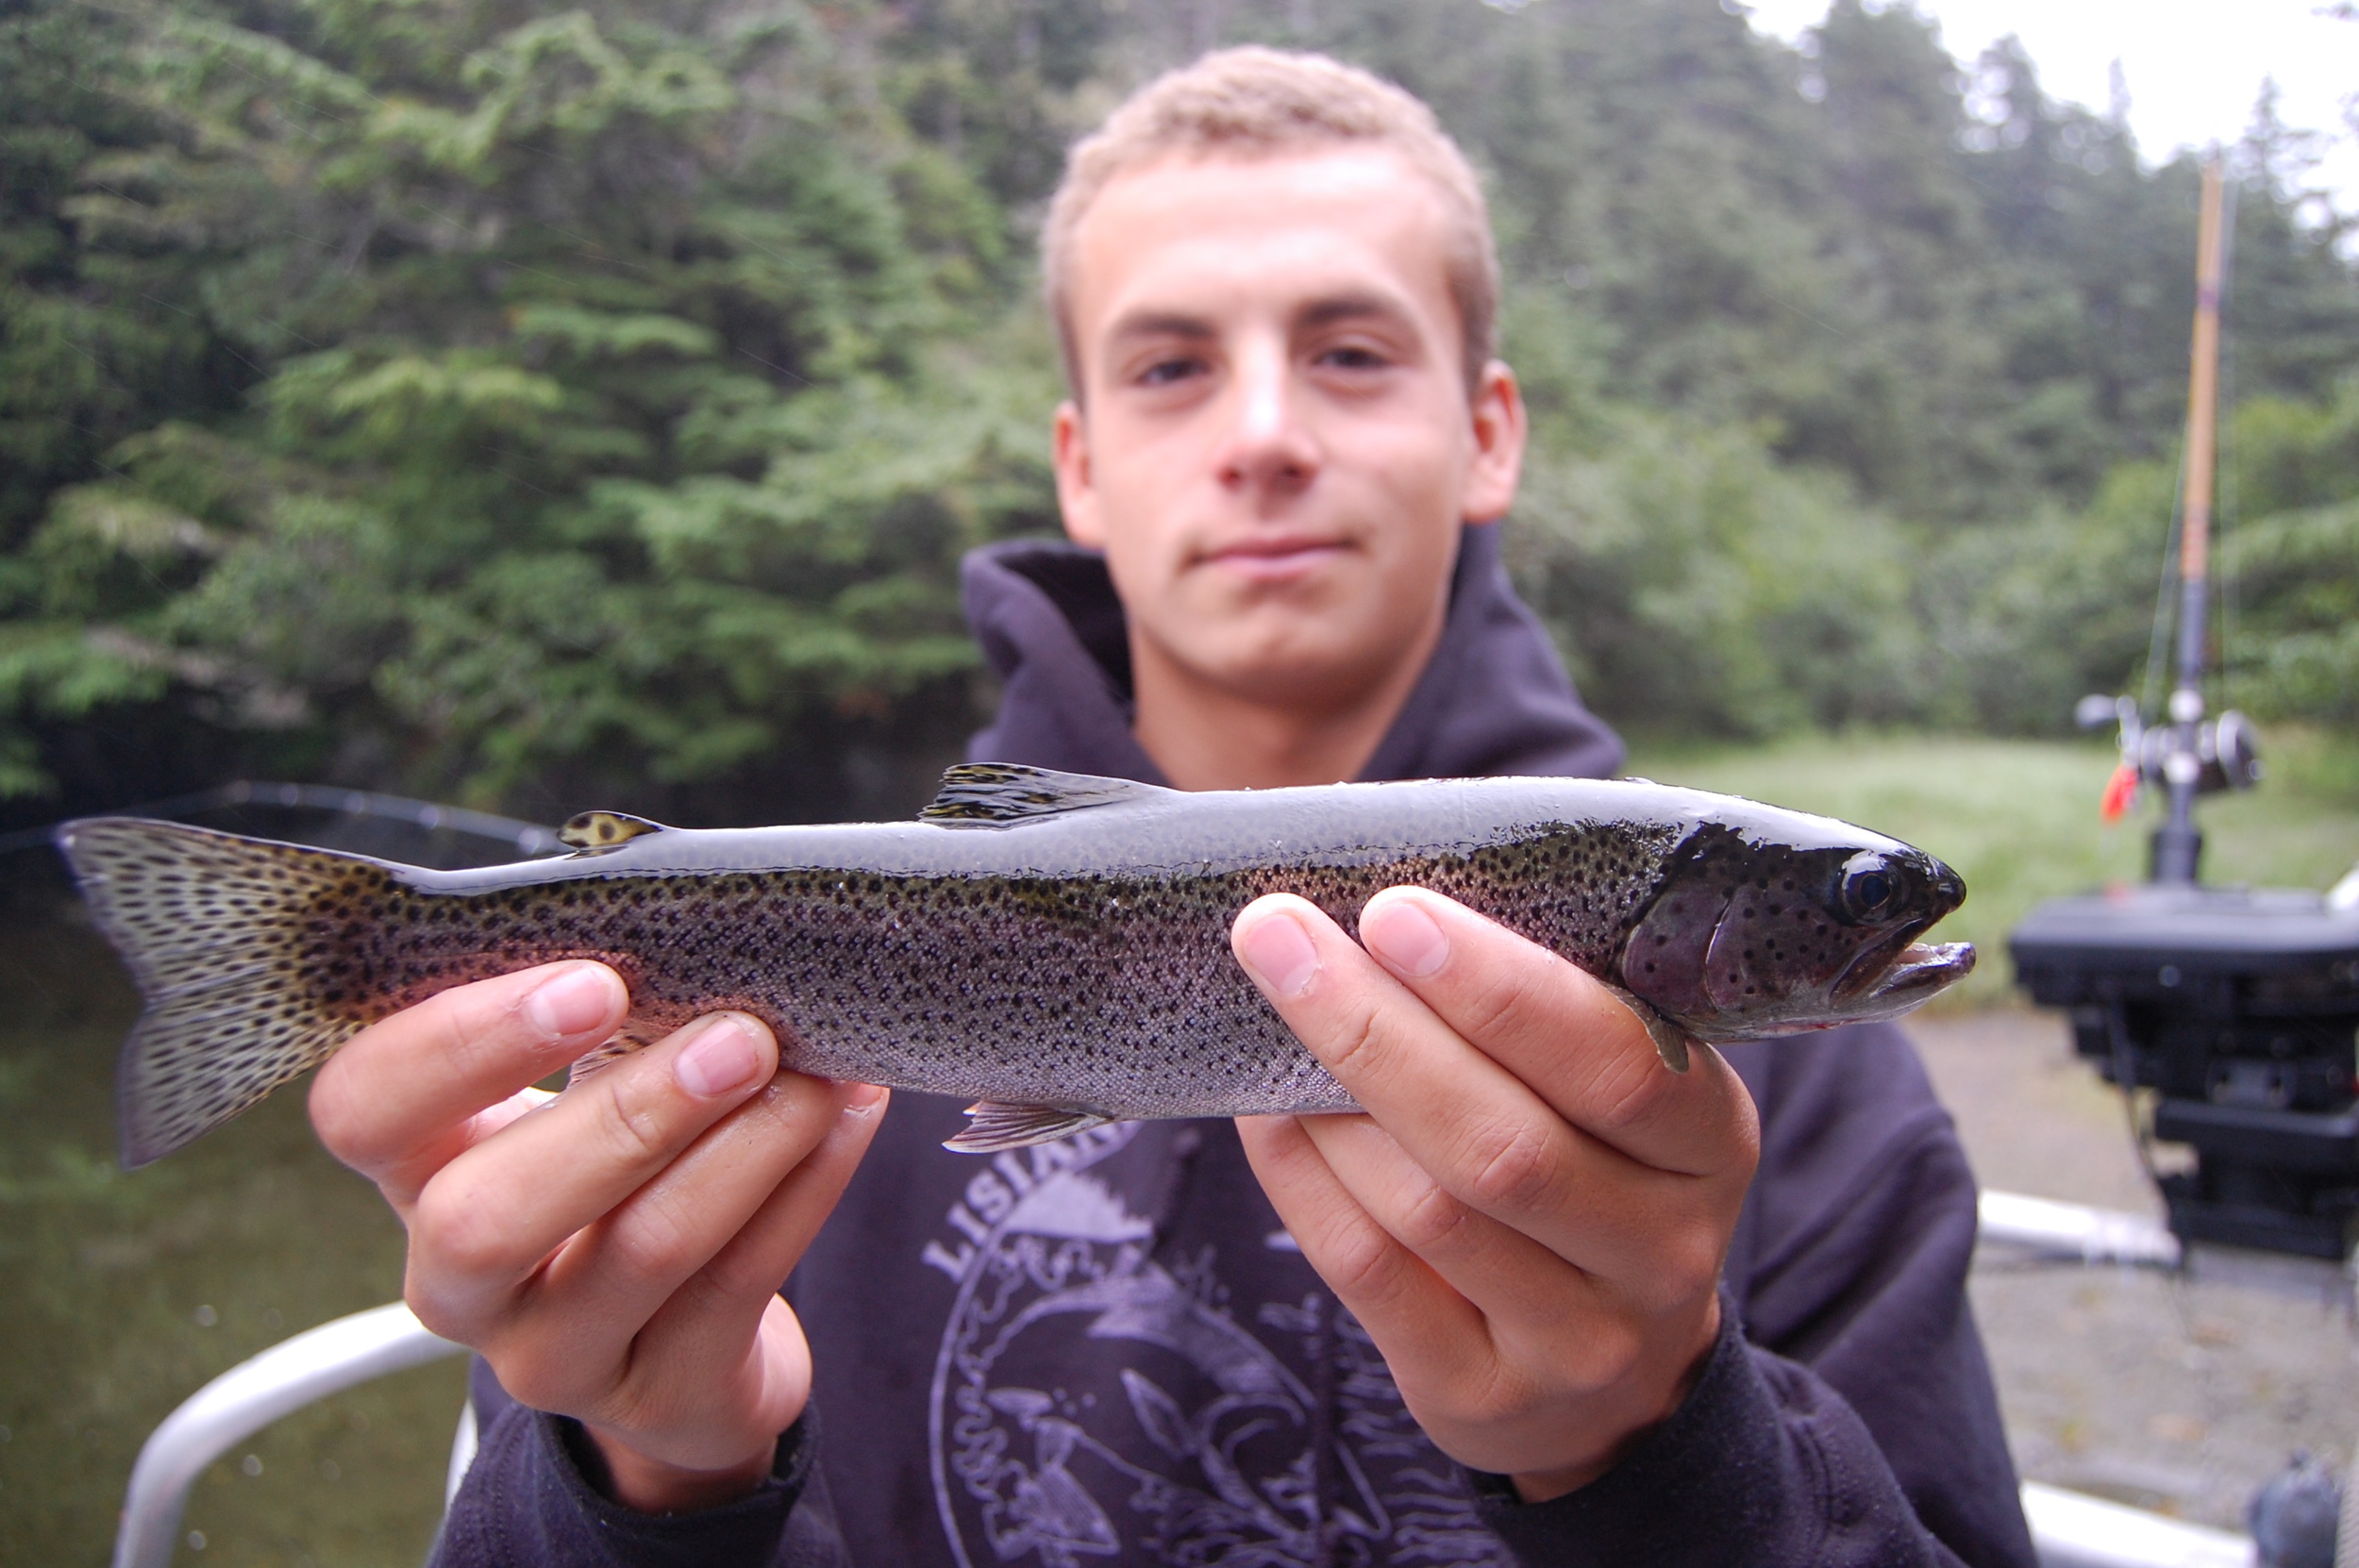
[1053,146,1524,716]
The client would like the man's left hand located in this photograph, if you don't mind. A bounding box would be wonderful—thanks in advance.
[1230,886,1760,1501]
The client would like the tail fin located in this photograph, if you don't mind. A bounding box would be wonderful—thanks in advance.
[54,818,373,1167]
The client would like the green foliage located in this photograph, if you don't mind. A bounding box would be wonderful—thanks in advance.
[1506,407,1922,740]
[1905,470,2179,735]
[1,0,1048,813]
[0,0,243,550]
[2220,379,2359,726]
[880,0,1113,217]
[1923,377,2359,736]
[2,0,2355,818]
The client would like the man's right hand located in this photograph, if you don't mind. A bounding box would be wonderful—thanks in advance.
[308,961,886,1513]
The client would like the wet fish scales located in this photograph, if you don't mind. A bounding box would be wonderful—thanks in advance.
[55,764,1973,1167]
[293,838,1670,1114]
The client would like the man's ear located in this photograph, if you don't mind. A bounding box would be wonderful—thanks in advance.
[1459,359,1528,525]
[1052,399,1107,547]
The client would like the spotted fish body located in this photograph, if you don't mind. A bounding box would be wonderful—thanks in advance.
[57,765,1973,1167]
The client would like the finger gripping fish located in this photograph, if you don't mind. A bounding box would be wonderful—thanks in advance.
[56,765,1973,1167]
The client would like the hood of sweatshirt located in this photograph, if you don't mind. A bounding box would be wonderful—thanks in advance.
[959,522,1625,784]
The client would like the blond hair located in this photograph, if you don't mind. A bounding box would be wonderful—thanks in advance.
[1043,47,1500,396]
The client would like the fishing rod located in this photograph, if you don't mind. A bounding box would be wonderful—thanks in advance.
[2154,157,2236,881]
[2082,157,2260,881]
[2015,162,2359,1270]
[0,780,563,859]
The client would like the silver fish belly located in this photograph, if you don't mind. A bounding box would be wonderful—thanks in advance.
[56,764,1973,1166]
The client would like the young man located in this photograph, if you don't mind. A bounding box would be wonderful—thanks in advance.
[313,49,2036,1567]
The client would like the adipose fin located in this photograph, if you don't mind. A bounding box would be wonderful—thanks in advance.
[560,810,670,854]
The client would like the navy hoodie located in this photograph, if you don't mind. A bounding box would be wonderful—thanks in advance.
[434,526,2036,1568]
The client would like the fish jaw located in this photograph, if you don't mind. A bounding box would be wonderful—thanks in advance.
[1721,941,1977,1038]
[1854,938,1976,1014]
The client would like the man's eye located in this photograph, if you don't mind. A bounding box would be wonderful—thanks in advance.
[1316,345,1390,371]
[1137,357,1206,387]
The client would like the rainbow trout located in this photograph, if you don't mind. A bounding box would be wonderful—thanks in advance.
[57,764,1972,1167]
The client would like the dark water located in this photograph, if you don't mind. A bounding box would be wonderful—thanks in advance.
[0,876,466,1565]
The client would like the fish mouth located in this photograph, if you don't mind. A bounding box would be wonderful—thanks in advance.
[1853,940,1976,1009]
[1703,933,1976,1040]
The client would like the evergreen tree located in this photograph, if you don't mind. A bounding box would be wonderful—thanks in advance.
[0,0,256,796]
[4,0,2355,805]
[2,0,1054,821]
[2220,381,2359,727]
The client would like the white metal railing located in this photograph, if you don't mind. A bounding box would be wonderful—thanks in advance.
[2023,1480,2255,1568]
[1978,1189,2183,1268]
[112,1302,465,1568]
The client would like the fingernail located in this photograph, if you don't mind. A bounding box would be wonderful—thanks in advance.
[844,1082,887,1112]
[1238,909,1321,998]
[675,1017,764,1098]
[525,965,618,1041]
[1362,897,1449,978]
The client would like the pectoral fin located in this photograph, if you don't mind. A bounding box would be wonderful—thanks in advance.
[945,1101,1117,1153]
[1602,984,1697,1075]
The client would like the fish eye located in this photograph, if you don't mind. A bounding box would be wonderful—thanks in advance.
[1837,856,1899,924]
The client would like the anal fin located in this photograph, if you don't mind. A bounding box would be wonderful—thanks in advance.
[945,1101,1116,1154]
[1601,984,1698,1075]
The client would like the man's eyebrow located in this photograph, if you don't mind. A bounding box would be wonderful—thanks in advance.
[1105,309,1215,342]
[1296,293,1405,329]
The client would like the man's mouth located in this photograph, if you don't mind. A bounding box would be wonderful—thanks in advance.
[1199,535,1351,581]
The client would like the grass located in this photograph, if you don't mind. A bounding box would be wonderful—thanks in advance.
[1623,727,2359,1011]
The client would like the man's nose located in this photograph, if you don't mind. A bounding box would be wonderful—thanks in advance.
[1216,342,1318,491]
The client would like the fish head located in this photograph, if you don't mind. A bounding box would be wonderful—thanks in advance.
[1615,820,1972,1042]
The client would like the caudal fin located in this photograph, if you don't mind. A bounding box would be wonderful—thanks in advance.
[55,818,373,1167]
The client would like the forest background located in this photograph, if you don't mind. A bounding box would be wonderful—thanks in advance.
[4,0,2357,832]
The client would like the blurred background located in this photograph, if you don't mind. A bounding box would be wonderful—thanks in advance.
[2,0,2354,1561]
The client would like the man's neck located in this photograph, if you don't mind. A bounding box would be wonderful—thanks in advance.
[1128,608,1447,792]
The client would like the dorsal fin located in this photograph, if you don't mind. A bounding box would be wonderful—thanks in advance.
[919,764,1163,826]
[559,810,671,854]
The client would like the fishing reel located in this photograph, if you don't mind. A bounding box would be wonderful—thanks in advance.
[2075,693,2262,820]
